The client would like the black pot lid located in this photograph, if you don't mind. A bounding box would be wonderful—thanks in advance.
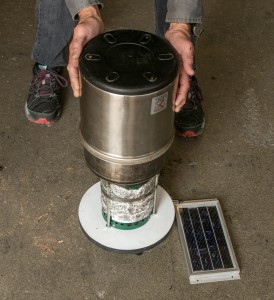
[79,30,179,95]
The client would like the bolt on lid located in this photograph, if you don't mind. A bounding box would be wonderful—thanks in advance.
[79,29,179,95]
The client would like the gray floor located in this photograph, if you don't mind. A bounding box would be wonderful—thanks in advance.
[1,0,274,299]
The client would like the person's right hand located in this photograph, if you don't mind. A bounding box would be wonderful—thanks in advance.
[67,6,104,97]
[165,23,194,112]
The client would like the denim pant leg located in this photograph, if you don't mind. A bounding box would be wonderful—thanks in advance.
[153,0,169,38]
[31,0,75,67]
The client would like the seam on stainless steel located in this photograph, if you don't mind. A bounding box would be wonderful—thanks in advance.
[79,130,175,165]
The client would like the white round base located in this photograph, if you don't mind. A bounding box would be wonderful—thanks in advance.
[78,182,175,253]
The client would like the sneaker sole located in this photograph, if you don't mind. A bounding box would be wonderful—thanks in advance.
[24,103,62,126]
[176,119,205,138]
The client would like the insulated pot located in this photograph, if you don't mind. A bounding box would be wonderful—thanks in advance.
[79,30,179,183]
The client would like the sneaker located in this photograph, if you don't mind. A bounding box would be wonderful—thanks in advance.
[174,76,205,137]
[25,63,67,125]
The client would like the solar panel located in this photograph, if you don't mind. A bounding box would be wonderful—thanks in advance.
[175,199,240,284]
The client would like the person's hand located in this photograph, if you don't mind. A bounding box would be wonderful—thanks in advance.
[165,23,194,112]
[67,6,104,97]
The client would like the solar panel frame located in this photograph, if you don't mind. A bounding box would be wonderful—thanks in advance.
[175,199,240,284]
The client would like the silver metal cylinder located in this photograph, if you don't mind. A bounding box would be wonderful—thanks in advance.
[80,83,176,183]
[79,30,179,183]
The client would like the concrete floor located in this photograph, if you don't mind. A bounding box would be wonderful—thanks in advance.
[1,0,274,299]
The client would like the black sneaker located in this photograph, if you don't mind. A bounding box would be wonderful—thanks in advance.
[174,76,205,137]
[25,63,67,125]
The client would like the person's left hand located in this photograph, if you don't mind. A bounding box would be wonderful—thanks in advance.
[67,6,104,97]
[165,23,194,112]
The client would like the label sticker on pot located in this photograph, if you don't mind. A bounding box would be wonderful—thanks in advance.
[151,92,168,115]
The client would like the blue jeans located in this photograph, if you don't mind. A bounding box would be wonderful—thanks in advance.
[32,0,170,67]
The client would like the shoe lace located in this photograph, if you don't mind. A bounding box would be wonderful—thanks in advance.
[183,79,204,110]
[31,69,68,97]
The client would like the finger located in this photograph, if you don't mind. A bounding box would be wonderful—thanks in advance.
[180,42,195,76]
[182,55,195,77]
[174,92,186,112]
[68,39,84,97]
[79,70,82,97]
[71,71,81,98]
[174,70,190,112]
[67,62,81,97]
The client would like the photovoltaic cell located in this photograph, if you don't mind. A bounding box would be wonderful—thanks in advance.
[176,199,240,284]
[180,205,234,272]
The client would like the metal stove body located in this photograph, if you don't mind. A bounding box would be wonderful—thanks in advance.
[78,30,178,252]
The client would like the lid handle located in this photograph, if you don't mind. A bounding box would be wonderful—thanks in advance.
[158,53,174,61]
[85,53,102,61]
[104,33,117,44]
[106,72,120,83]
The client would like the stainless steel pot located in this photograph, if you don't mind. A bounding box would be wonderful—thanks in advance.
[79,30,179,183]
